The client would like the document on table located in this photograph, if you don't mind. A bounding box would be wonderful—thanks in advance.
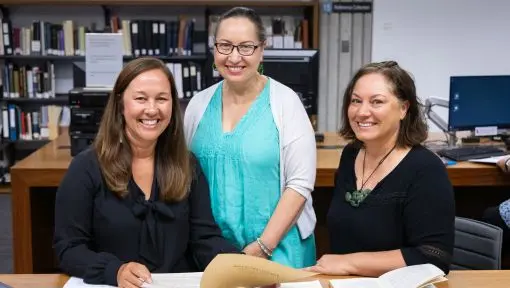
[63,254,317,288]
[63,277,114,288]
[201,254,317,288]
[143,273,202,288]
[63,272,202,288]
[468,155,508,164]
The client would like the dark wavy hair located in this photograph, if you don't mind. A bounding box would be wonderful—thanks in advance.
[339,61,428,147]
[93,57,191,202]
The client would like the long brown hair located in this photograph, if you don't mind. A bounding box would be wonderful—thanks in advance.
[93,57,191,202]
[339,61,428,148]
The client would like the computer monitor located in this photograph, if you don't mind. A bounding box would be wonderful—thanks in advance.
[206,49,319,116]
[264,49,319,115]
[448,75,510,132]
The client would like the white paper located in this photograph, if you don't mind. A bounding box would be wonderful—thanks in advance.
[330,278,382,288]
[85,33,123,88]
[280,280,322,288]
[63,277,115,288]
[63,273,203,288]
[143,272,202,288]
[468,155,508,164]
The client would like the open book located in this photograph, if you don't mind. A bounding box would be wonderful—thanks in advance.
[329,264,447,288]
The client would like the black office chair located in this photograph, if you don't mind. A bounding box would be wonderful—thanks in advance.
[451,216,503,270]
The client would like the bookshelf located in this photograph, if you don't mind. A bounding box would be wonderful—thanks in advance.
[0,1,319,48]
[0,0,321,186]
[0,54,208,61]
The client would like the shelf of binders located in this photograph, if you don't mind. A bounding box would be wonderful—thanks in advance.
[0,54,208,62]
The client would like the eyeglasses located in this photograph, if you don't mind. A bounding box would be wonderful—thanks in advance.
[214,42,260,56]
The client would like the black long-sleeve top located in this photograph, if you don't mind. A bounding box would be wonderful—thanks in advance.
[327,144,455,274]
[53,148,239,286]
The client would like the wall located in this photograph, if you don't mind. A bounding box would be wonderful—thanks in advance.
[371,0,510,131]
[317,0,373,132]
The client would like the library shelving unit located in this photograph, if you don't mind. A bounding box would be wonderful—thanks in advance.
[0,0,319,45]
[0,0,320,185]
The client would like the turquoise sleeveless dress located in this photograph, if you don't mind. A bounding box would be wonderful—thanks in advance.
[190,79,315,268]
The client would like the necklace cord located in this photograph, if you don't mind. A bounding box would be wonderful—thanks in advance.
[360,144,397,191]
[345,144,398,207]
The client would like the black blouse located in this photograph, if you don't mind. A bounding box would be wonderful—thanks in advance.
[327,144,455,274]
[53,148,239,286]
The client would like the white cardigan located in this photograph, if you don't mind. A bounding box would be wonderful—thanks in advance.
[183,77,317,239]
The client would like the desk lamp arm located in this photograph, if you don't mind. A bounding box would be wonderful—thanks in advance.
[424,97,457,146]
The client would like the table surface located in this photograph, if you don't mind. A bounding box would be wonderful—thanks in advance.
[315,132,510,187]
[11,131,510,176]
[0,271,509,288]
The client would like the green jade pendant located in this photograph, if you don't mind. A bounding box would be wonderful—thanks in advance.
[345,188,371,207]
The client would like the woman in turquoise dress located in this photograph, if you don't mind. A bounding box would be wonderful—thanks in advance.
[184,7,317,268]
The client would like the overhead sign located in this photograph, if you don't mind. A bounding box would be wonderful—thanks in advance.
[322,1,373,14]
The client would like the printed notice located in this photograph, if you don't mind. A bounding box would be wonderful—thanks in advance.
[85,33,123,88]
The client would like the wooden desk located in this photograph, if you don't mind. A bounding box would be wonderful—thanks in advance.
[315,132,510,187]
[10,132,510,273]
[0,271,509,288]
[0,274,68,288]
[10,135,71,274]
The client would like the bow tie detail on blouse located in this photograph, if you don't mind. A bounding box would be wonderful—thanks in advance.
[131,197,175,270]
[132,199,176,220]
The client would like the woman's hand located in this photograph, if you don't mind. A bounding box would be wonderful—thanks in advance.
[243,241,268,259]
[117,262,152,288]
[497,156,510,173]
[304,254,353,276]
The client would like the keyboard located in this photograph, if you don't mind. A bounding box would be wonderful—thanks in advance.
[437,146,507,161]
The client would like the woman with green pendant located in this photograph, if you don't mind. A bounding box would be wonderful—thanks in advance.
[306,61,455,276]
[183,7,317,269]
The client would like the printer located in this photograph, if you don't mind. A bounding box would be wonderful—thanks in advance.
[69,88,111,156]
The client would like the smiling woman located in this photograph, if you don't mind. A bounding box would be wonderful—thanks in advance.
[306,61,455,277]
[122,68,173,153]
[184,7,317,270]
[53,57,240,287]
[94,57,186,202]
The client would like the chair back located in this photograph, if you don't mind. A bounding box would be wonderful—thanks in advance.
[451,216,503,270]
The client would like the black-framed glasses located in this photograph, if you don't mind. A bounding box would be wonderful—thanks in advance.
[214,42,260,56]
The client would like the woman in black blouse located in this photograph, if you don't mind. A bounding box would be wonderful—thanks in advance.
[307,61,455,276]
[53,57,239,287]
